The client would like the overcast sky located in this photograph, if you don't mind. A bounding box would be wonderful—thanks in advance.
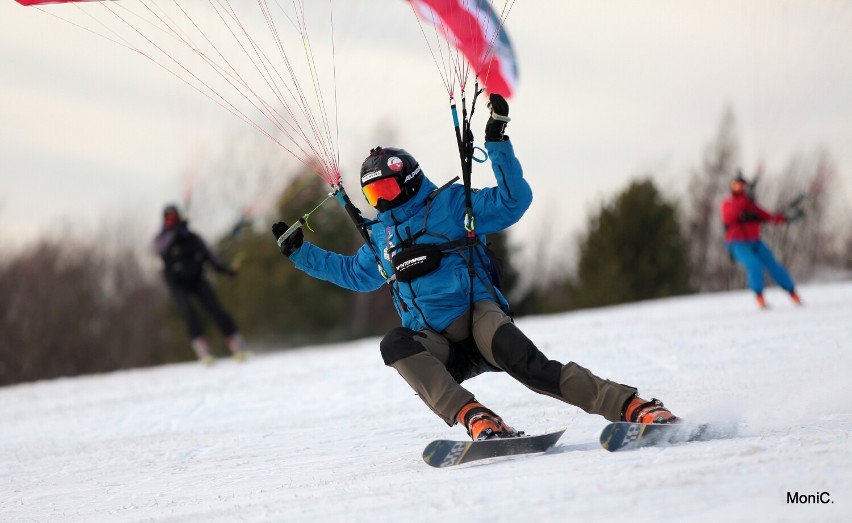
[2,1,850,268]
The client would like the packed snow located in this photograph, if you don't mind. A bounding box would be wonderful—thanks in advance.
[2,282,851,522]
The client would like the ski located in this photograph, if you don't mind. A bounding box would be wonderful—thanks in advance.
[423,429,565,468]
[599,421,734,452]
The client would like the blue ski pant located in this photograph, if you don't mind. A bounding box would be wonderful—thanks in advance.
[728,240,795,295]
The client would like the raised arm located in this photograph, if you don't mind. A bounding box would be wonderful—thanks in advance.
[470,94,533,234]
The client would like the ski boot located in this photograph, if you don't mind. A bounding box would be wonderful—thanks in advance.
[755,294,767,309]
[191,337,215,366]
[789,291,802,306]
[227,334,252,362]
[622,395,678,424]
[233,351,253,362]
[456,401,522,441]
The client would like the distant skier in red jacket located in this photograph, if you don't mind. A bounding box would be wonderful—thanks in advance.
[720,175,801,309]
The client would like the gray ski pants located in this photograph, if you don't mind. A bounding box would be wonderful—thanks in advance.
[379,300,637,426]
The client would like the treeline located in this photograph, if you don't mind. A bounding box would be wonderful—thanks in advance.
[0,239,186,386]
[1,109,850,386]
[523,107,851,313]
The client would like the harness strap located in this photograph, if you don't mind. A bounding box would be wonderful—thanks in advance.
[389,179,459,256]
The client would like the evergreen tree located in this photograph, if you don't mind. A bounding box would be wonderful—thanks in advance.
[570,179,692,308]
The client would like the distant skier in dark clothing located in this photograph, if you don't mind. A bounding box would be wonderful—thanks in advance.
[153,204,247,364]
[271,94,677,441]
[720,175,802,309]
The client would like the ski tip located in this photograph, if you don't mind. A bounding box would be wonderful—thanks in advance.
[422,439,472,468]
[422,429,566,468]
[599,420,737,452]
[599,422,630,452]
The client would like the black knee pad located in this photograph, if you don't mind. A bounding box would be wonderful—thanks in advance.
[491,323,562,396]
[379,327,428,366]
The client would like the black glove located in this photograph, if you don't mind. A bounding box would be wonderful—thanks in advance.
[484,93,510,142]
[272,221,304,257]
[738,210,763,223]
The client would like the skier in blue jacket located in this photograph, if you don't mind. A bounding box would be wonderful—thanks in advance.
[272,94,677,440]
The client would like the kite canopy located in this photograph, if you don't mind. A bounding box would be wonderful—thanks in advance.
[409,0,517,98]
[16,0,104,5]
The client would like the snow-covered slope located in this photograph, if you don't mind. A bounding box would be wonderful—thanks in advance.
[2,283,851,522]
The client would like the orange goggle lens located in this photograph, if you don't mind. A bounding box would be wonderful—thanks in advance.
[362,177,402,206]
[731,180,746,193]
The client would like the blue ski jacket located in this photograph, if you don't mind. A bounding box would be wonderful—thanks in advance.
[289,139,532,332]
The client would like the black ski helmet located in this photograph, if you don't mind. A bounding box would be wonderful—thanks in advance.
[359,146,423,212]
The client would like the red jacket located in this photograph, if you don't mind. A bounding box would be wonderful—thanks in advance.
[720,193,785,242]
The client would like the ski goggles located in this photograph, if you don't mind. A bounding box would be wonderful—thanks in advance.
[362,177,403,207]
